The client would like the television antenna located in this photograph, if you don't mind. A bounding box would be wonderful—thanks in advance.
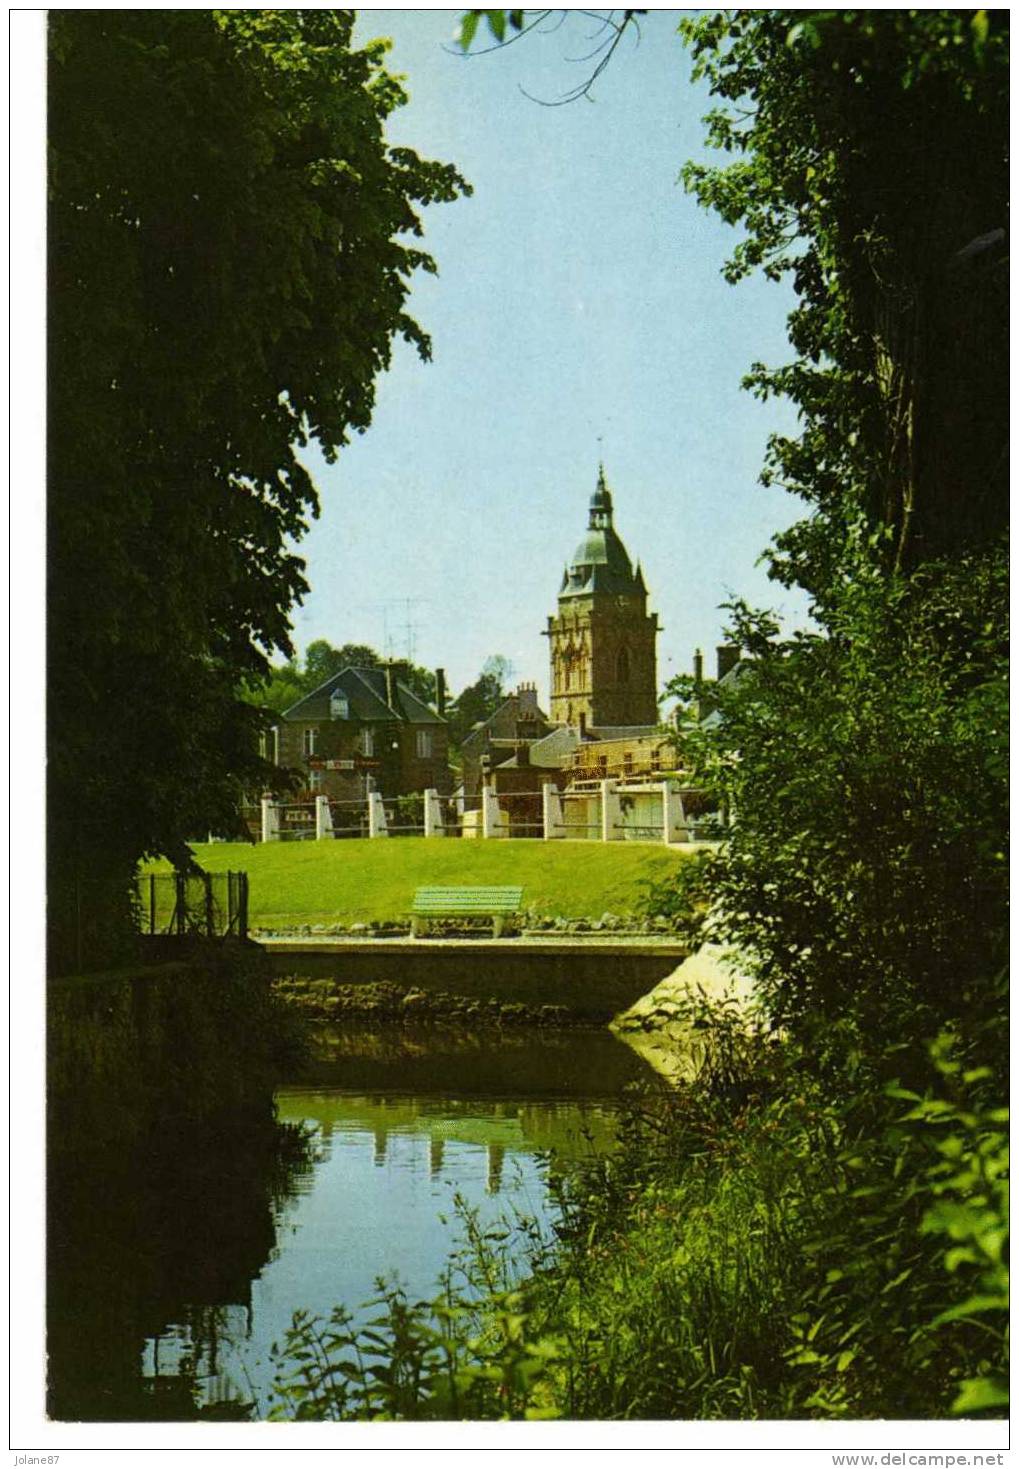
[380,598,426,663]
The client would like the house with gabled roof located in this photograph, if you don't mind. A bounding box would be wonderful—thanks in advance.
[274,664,452,802]
[459,682,554,797]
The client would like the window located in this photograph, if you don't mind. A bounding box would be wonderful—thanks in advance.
[302,726,318,757]
[309,769,323,791]
[361,728,374,758]
[416,729,432,759]
[330,690,349,720]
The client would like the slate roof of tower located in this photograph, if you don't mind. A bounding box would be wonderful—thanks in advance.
[560,468,642,598]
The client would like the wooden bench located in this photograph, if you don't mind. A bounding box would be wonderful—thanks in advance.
[410,886,524,939]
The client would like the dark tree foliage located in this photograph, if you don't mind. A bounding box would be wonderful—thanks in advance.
[681,10,1008,593]
[665,12,1009,1074]
[446,656,514,746]
[305,641,380,690]
[48,11,468,964]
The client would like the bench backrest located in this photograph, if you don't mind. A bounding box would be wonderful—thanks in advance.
[411,886,523,914]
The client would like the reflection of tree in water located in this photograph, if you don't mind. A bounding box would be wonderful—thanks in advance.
[47,1117,315,1421]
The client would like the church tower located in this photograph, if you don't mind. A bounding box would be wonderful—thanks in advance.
[545,468,659,729]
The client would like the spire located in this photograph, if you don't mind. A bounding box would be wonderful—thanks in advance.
[589,463,613,528]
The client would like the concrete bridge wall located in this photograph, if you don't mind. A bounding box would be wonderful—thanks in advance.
[259,938,687,1022]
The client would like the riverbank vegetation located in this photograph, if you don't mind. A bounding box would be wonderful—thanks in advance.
[144,839,695,929]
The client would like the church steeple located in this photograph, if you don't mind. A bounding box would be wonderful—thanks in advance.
[544,472,659,730]
[589,463,613,528]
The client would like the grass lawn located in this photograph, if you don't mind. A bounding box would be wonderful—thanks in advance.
[145,838,694,927]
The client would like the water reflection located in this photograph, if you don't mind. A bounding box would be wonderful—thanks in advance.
[47,1116,313,1420]
[48,1024,659,1420]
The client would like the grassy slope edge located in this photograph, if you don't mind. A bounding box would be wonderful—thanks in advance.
[144,839,696,926]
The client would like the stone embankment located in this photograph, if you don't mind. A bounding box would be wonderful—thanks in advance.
[610,943,757,1082]
[272,976,580,1029]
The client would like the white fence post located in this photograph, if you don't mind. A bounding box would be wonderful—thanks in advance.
[600,779,622,842]
[315,795,333,841]
[261,796,280,843]
[542,781,564,840]
[423,788,444,837]
[661,783,689,843]
[481,786,496,838]
[368,790,389,838]
[481,786,507,839]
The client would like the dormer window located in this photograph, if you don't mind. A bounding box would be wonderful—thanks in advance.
[330,690,349,721]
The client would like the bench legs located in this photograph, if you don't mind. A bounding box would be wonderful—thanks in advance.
[411,915,512,938]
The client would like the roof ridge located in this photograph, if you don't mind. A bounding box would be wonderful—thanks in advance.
[349,665,398,717]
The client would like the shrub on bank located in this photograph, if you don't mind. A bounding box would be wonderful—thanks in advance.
[541,1017,1008,1420]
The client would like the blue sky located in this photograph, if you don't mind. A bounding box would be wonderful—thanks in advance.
[291,10,809,697]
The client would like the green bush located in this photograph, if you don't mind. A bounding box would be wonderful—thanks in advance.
[669,547,1009,1068]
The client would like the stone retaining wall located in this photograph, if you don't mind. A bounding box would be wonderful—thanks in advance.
[261,938,688,1023]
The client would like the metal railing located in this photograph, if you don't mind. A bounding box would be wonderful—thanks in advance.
[252,783,721,844]
[137,870,249,941]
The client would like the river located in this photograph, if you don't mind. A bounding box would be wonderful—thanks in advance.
[48,1023,660,1420]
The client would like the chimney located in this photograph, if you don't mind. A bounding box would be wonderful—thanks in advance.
[516,741,530,767]
[385,662,397,713]
[716,644,740,682]
[435,667,447,718]
[693,648,704,685]
[517,681,538,711]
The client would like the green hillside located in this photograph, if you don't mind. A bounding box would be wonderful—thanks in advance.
[147,838,693,927]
